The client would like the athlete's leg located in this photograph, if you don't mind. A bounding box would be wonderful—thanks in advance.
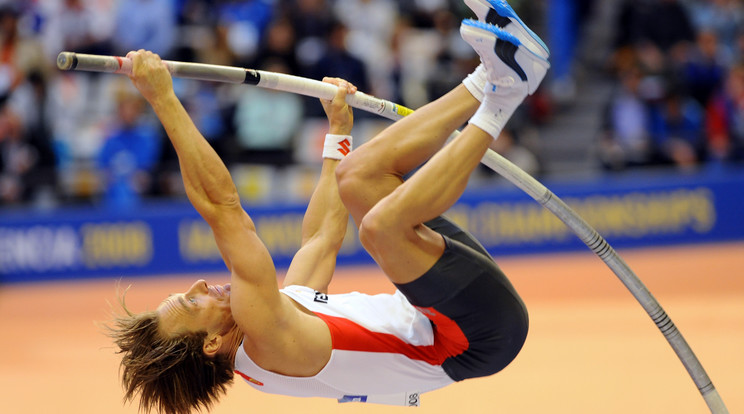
[338,0,554,230]
[358,21,550,284]
[336,84,480,226]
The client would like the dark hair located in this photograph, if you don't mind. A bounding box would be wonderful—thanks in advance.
[104,290,234,414]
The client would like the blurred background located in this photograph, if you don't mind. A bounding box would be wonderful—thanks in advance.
[0,0,742,280]
[0,1,742,413]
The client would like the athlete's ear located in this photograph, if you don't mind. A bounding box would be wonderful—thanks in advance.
[203,334,222,357]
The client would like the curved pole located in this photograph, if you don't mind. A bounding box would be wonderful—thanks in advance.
[58,52,729,413]
[479,151,728,414]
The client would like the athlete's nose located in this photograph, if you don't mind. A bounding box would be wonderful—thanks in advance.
[186,279,208,296]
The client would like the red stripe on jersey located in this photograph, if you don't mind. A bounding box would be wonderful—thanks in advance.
[313,308,469,365]
[234,369,264,386]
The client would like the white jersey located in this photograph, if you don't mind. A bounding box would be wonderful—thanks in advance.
[233,285,455,406]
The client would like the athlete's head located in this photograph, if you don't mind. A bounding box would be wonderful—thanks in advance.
[106,280,237,414]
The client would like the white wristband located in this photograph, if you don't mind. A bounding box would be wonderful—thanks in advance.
[323,134,353,160]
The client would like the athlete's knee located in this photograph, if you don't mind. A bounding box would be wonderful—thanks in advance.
[357,210,383,254]
[358,206,398,255]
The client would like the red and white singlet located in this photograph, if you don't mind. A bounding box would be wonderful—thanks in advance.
[233,285,455,406]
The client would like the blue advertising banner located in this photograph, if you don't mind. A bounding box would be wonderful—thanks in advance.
[458,168,744,252]
[1,168,743,283]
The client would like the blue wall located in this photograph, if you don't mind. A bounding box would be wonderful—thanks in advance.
[2,168,743,283]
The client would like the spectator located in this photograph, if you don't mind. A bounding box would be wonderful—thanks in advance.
[649,86,706,168]
[177,0,219,26]
[282,0,333,43]
[687,0,744,63]
[113,0,176,58]
[735,28,744,64]
[0,5,48,97]
[251,17,300,75]
[333,0,398,98]
[426,8,478,101]
[174,1,231,65]
[97,86,161,209]
[489,129,540,178]
[281,0,334,73]
[39,0,114,62]
[305,20,369,116]
[0,103,38,204]
[597,65,654,170]
[232,60,303,167]
[6,71,58,206]
[706,63,744,163]
[217,0,274,65]
[678,30,728,107]
[613,0,696,72]
[632,42,668,99]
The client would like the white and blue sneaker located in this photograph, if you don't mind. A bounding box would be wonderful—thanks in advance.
[460,19,549,96]
[460,0,549,101]
[461,19,550,138]
[464,0,549,59]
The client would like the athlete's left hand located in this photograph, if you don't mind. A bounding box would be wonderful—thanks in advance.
[320,77,356,135]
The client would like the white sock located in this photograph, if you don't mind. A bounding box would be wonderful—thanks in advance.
[468,82,527,139]
[462,64,486,102]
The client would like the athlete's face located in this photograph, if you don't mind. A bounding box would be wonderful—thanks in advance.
[156,279,235,338]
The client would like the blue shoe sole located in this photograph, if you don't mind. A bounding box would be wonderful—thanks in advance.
[461,19,527,82]
[461,19,522,48]
[484,0,550,57]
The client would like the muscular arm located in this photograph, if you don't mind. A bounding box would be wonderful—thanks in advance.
[128,50,279,311]
[150,88,276,278]
[283,78,356,292]
[129,52,238,228]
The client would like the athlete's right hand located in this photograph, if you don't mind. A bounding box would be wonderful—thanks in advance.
[127,49,175,105]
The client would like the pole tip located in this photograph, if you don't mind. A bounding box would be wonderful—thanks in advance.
[56,52,75,71]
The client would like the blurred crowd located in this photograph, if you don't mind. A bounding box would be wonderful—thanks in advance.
[0,0,509,210]
[0,0,742,211]
[599,0,744,171]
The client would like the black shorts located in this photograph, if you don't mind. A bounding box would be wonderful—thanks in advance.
[394,216,529,382]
